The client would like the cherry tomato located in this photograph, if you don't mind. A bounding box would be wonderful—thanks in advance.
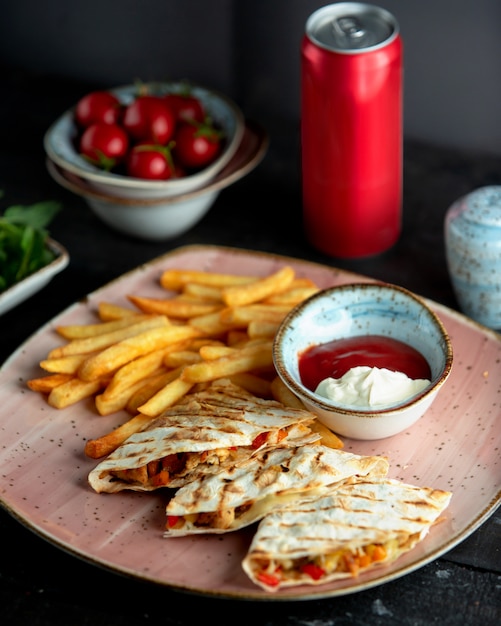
[163,93,205,123]
[74,91,122,127]
[122,95,176,144]
[126,142,178,180]
[79,123,129,170]
[173,120,223,169]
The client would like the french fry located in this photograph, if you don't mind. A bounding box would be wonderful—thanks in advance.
[137,376,194,417]
[175,293,217,302]
[219,304,291,326]
[98,302,141,320]
[309,419,344,450]
[289,277,318,289]
[188,309,237,336]
[127,295,222,319]
[160,269,256,291]
[233,336,273,348]
[95,372,168,416]
[199,338,267,359]
[47,377,106,409]
[77,324,203,382]
[247,319,282,339]
[221,266,295,307]
[229,372,273,398]
[125,367,184,414]
[56,314,154,339]
[29,265,327,463]
[180,341,274,383]
[198,344,236,360]
[48,316,170,358]
[84,413,154,459]
[263,286,320,306]
[160,337,226,366]
[39,353,94,374]
[27,373,75,394]
[270,375,306,409]
[163,350,202,368]
[99,348,171,400]
[186,338,226,350]
[181,282,224,301]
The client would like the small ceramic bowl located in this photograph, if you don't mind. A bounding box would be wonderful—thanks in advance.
[273,282,453,440]
[46,120,268,241]
[43,81,245,199]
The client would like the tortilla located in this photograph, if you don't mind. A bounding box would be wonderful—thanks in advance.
[164,444,389,535]
[242,476,452,592]
[88,379,321,493]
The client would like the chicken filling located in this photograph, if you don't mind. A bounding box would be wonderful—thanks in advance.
[167,501,255,531]
[109,428,288,488]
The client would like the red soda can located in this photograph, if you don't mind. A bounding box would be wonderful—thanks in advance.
[301,3,403,258]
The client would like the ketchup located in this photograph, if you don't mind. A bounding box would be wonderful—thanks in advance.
[298,335,431,392]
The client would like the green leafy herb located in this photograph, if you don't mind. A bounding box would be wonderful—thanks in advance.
[0,200,62,293]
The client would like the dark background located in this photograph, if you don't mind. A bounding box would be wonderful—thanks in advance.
[2,0,501,155]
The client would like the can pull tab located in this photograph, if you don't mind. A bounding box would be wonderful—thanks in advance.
[333,16,367,46]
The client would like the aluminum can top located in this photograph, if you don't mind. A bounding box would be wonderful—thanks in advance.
[305,2,399,54]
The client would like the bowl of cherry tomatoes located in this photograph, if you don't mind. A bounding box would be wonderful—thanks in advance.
[45,116,268,241]
[43,81,268,241]
[44,81,245,199]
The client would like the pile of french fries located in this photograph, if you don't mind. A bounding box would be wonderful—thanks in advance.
[28,265,343,459]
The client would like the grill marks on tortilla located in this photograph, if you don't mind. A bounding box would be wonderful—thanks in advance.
[164,445,390,534]
[87,379,321,493]
[241,477,452,590]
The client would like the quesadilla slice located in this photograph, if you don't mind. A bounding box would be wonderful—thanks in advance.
[164,444,389,535]
[88,379,321,493]
[242,476,452,592]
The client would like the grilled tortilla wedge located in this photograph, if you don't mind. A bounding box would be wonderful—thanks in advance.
[242,476,452,592]
[88,379,321,493]
[164,443,389,535]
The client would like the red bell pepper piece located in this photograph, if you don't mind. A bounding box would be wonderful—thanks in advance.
[300,562,325,581]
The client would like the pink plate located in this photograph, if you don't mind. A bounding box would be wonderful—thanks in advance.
[0,245,500,600]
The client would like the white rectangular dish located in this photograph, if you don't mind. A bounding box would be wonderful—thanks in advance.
[0,238,69,316]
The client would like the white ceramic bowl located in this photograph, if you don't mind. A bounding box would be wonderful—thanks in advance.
[273,282,453,440]
[46,120,268,241]
[43,82,245,199]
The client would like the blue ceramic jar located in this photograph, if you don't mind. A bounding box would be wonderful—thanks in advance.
[444,186,501,330]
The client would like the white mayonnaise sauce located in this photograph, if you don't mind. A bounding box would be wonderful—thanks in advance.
[315,366,431,409]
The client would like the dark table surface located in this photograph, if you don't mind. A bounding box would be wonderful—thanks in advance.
[1,65,500,626]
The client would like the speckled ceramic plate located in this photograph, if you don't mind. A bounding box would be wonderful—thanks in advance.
[0,245,499,600]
